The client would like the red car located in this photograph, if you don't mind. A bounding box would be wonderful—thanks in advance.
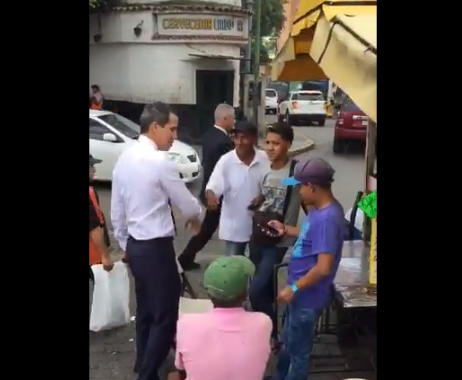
[333,100,368,153]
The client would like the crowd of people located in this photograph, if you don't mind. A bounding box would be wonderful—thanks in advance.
[89,101,346,380]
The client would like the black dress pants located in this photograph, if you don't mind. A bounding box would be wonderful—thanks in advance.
[127,236,181,380]
[178,206,221,265]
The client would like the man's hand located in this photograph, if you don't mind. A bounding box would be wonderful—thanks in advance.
[121,252,128,264]
[250,194,264,208]
[267,220,286,237]
[185,218,201,235]
[205,190,219,210]
[101,256,114,272]
[277,286,295,304]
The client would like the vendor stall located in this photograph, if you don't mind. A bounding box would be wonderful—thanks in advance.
[270,0,377,374]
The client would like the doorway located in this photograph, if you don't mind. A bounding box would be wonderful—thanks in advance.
[196,70,234,140]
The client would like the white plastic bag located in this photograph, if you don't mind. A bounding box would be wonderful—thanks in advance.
[90,261,130,332]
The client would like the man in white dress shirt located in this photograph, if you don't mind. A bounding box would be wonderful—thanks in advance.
[205,121,270,256]
[111,102,202,380]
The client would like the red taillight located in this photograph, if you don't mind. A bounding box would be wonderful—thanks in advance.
[292,101,298,108]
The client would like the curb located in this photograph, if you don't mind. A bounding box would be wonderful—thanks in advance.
[289,139,315,157]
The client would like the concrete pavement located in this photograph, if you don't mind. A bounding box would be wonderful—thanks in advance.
[90,121,374,380]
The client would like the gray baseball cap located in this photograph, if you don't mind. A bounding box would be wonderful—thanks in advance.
[282,157,335,186]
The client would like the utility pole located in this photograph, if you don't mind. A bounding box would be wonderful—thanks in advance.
[252,0,262,126]
[244,0,254,74]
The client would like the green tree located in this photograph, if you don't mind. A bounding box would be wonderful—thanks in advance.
[250,0,285,62]
[255,0,285,38]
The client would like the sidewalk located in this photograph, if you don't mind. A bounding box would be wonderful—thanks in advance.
[287,128,315,156]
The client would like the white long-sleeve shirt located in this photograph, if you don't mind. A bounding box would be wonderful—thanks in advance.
[206,149,270,242]
[111,135,202,251]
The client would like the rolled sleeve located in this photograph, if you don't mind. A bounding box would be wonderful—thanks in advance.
[205,155,226,197]
[111,176,128,251]
[159,160,202,220]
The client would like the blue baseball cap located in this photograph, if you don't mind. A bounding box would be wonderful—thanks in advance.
[282,158,335,186]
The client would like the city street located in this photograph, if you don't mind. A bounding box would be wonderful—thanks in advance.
[90,119,371,380]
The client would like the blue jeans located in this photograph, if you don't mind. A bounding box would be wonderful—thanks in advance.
[224,241,247,256]
[249,243,287,338]
[272,299,321,380]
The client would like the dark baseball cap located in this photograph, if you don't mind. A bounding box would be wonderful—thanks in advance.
[282,157,335,186]
[232,120,258,136]
[89,154,102,165]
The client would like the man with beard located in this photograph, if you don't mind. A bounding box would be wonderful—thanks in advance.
[111,102,202,380]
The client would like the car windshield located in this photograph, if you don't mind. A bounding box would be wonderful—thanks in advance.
[265,90,277,98]
[98,113,140,139]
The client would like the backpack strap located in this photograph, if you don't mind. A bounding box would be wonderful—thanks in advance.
[89,186,104,225]
[281,159,297,218]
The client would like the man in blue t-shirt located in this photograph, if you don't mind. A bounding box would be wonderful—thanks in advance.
[266,157,346,380]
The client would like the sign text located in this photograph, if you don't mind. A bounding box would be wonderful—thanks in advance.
[162,18,236,31]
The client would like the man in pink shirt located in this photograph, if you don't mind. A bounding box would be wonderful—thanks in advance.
[175,256,272,380]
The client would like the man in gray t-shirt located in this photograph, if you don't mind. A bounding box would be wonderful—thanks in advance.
[249,122,306,346]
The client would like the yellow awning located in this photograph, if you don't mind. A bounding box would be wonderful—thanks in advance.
[271,54,328,81]
[270,30,326,81]
[310,13,376,121]
[292,0,377,37]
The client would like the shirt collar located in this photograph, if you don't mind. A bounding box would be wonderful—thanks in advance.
[138,135,158,150]
[214,125,228,136]
[211,307,245,314]
[231,149,262,167]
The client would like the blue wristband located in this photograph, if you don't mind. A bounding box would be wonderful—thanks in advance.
[290,283,298,293]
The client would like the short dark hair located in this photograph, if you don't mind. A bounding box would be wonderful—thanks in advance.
[267,120,294,143]
[139,101,173,133]
[91,84,100,91]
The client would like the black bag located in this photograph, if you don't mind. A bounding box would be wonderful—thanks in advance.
[251,160,297,246]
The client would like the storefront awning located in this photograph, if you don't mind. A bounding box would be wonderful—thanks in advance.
[310,13,376,121]
[270,29,327,81]
[292,0,377,37]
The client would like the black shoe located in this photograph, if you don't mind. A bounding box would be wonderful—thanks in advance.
[181,261,201,271]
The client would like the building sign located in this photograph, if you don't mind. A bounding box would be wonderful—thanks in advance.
[157,14,248,39]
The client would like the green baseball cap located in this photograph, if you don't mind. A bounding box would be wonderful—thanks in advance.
[203,256,255,301]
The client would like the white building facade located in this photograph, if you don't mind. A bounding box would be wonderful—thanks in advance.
[89,0,250,142]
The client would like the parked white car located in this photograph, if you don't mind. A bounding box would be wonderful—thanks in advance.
[265,88,279,115]
[278,90,326,126]
[89,110,201,183]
